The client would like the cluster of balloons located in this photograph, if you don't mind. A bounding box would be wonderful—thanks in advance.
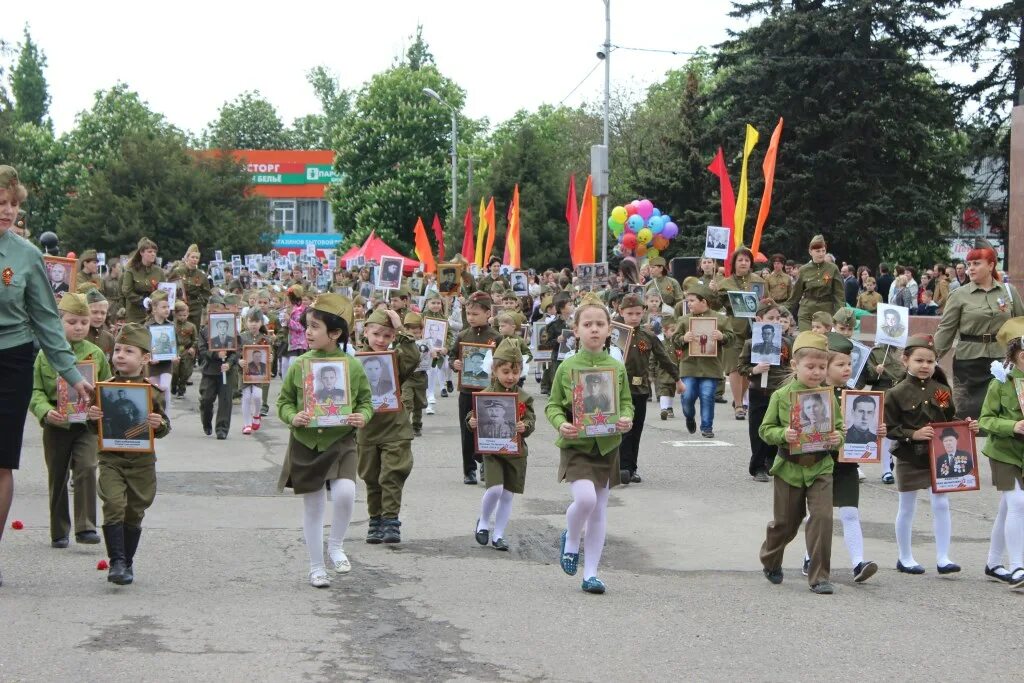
[608,199,679,260]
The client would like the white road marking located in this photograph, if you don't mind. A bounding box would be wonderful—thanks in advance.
[662,440,733,448]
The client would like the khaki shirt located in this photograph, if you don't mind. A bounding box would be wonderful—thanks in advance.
[786,261,843,311]
[169,265,211,310]
[856,291,882,313]
[718,273,765,341]
[466,380,536,458]
[623,326,677,395]
[933,281,1024,360]
[29,339,114,428]
[759,379,844,487]
[883,375,956,466]
[672,311,734,379]
[120,264,165,324]
[645,275,684,307]
[765,270,792,303]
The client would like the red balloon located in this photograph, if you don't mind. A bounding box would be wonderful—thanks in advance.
[625,204,638,217]
[622,232,638,249]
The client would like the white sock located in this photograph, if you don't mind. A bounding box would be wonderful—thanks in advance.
[492,489,515,540]
[839,506,864,568]
[242,386,259,426]
[327,478,355,557]
[249,387,262,422]
[582,484,611,579]
[987,495,1008,568]
[303,488,327,572]
[565,480,597,554]
[895,491,918,566]
[478,484,503,531]
[930,492,953,566]
[881,439,894,474]
[280,355,291,376]
[1004,483,1024,571]
[659,396,671,410]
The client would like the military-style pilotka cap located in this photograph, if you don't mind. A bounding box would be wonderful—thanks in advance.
[904,335,936,353]
[577,292,605,309]
[311,292,354,328]
[85,288,107,305]
[404,311,423,327]
[996,317,1024,348]
[395,283,412,298]
[661,314,677,327]
[493,337,523,364]
[466,291,493,310]
[649,257,667,268]
[488,281,506,294]
[364,309,395,328]
[620,293,644,310]
[540,295,554,310]
[287,284,304,298]
[809,234,827,249]
[811,311,834,328]
[793,331,828,353]
[826,332,854,354]
[116,322,151,353]
[495,312,516,326]
[76,281,99,294]
[186,243,200,256]
[687,282,714,302]
[832,308,856,327]
[174,300,188,312]
[79,249,98,262]
[777,305,791,318]
[150,290,168,304]
[58,292,90,317]
[136,236,158,252]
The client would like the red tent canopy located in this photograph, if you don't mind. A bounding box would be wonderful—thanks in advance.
[339,230,421,274]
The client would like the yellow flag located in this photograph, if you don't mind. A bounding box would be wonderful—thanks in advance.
[474,197,487,267]
[733,124,760,248]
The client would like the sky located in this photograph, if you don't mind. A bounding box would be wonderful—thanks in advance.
[1,1,1004,138]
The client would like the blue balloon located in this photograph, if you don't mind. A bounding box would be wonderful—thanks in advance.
[648,216,664,233]
[627,214,644,232]
[651,208,661,218]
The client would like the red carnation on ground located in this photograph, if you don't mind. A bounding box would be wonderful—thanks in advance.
[11,520,24,530]
[96,560,109,570]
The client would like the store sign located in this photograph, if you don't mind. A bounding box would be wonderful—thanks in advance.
[249,164,338,185]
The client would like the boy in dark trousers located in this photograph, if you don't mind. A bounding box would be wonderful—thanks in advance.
[539,296,574,396]
[172,300,198,398]
[198,296,239,439]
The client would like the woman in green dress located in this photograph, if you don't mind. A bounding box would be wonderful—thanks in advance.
[713,247,764,420]
[120,237,163,324]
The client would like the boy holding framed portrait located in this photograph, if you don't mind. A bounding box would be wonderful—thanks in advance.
[672,284,730,439]
[89,323,171,586]
[28,293,114,549]
[240,308,274,435]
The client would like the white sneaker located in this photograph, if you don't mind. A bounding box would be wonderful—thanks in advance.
[309,568,331,588]
[857,466,866,481]
[425,404,436,415]
[328,548,351,574]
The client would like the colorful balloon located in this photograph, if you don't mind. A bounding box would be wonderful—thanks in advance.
[651,208,661,218]
[611,206,628,223]
[622,232,638,249]
[636,199,654,221]
[636,244,648,257]
[625,203,638,217]
[647,247,660,259]
[648,216,664,233]
[652,235,669,250]
[637,228,653,245]
[610,222,624,237]
[627,214,644,232]
[661,222,679,240]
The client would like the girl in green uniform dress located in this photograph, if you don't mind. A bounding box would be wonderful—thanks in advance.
[978,318,1024,589]
[546,293,634,594]
[277,294,373,588]
[120,237,164,325]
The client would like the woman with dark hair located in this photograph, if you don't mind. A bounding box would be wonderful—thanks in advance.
[120,237,163,324]
[0,166,94,587]
[715,247,765,419]
[935,238,1024,420]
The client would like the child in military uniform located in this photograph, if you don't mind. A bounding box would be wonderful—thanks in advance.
[240,308,273,435]
[547,293,634,594]
[197,296,239,440]
[468,339,536,551]
[758,331,843,594]
[978,317,1024,588]
[672,284,731,439]
[856,277,882,313]
[810,311,833,335]
[786,234,844,332]
[539,297,573,396]
[29,293,114,548]
[358,309,420,544]
[656,315,680,421]
[496,311,532,388]
[451,292,503,484]
[421,292,451,408]
[277,294,373,588]
[83,286,114,360]
[401,311,429,437]
[144,289,175,411]
[884,335,979,575]
[87,323,171,585]
[618,293,680,483]
[171,300,198,398]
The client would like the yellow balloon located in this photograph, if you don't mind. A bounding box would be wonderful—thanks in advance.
[637,228,653,245]
[611,206,628,223]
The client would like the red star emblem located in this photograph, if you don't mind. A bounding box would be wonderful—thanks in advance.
[807,431,825,443]
[324,400,340,416]
[592,409,608,425]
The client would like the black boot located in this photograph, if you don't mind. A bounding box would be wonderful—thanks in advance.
[102,523,129,585]
[381,518,401,544]
[123,525,142,585]
[366,516,384,544]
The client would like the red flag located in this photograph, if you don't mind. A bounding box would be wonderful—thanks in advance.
[504,184,521,268]
[566,174,579,262]
[461,207,474,261]
[707,147,736,230]
[751,118,784,258]
[413,217,437,274]
[572,176,595,266]
[431,213,445,263]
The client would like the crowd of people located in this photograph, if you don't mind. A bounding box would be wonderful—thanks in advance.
[2,162,1023,596]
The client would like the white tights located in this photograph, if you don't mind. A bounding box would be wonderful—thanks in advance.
[564,480,611,580]
[987,481,1024,571]
[659,396,672,410]
[427,362,446,402]
[302,479,356,572]
[280,354,294,377]
[880,438,894,474]
[896,490,952,567]
[150,372,171,409]
[241,386,262,426]
[476,485,515,540]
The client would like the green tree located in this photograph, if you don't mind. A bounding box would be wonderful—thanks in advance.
[286,67,351,149]
[65,83,171,170]
[59,130,271,260]
[10,26,50,128]
[711,1,967,267]
[203,90,288,149]
[0,39,18,161]
[5,122,84,239]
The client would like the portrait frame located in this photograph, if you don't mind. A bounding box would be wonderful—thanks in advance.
[423,318,449,351]
[437,262,463,296]
[1015,378,1024,416]
[377,256,404,291]
[57,360,95,423]
[241,344,272,384]
[531,321,551,362]
[207,312,238,352]
[703,225,730,261]
[575,262,597,289]
[473,392,520,455]
[557,332,577,361]
[727,290,759,319]
[750,322,783,365]
[750,282,766,302]
[458,342,492,391]
[609,322,633,361]
[510,271,530,297]
[846,340,872,389]
[148,324,178,362]
[839,390,884,463]
[303,357,352,426]
[97,381,154,453]
[357,351,402,413]
[790,387,834,455]
[42,255,76,300]
[572,367,618,437]
[156,282,177,309]
[875,303,910,348]
[929,421,980,494]
[688,317,718,358]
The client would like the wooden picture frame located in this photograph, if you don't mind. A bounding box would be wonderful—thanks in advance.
[356,351,401,412]
[572,367,618,437]
[790,387,833,455]
[42,255,76,300]
[473,392,520,455]
[303,357,352,426]
[57,360,95,423]
[688,317,718,358]
[377,256,404,291]
[609,322,633,361]
[929,421,980,493]
[97,381,154,453]
[458,342,492,391]
[531,321,551,362]
[839,390,884,463]
[437,263,464,295]
[207,312,238,351]
[242,344,272,384]
[149,324,177,362]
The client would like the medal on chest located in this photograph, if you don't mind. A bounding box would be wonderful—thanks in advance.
[933,389,950,409]
[2,267,12,286]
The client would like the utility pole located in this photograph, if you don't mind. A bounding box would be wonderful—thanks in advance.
[601,0,611,264]
[1011,88,1024,285]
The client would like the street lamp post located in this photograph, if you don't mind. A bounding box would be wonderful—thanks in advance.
[601,0,611,264]
[423,88,458,228]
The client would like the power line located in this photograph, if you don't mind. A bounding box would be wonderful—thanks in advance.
[611,44,1003,64]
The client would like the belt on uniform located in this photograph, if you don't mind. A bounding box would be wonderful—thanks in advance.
[631,376,645,386]
[778,450,829,467]
[959,333,995,343]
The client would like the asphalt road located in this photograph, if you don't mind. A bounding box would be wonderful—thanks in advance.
[1,373,1022,682]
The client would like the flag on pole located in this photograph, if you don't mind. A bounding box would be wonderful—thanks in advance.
[484,197,497,265]
[572,175,596,266]
[431,213,445,263]
[503,200,511,266]
[707,147,736,229]
[751,118,784,258]
[733,124,760,249]
[566,174,579,263]
[504,184,521,268]
[413,217,436,273]
[461,207,474,261]
[474,197,487,267]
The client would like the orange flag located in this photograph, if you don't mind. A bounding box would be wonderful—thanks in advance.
[751,117,784,257]
[483,197,497,264]
[505,184,521,268]
[413,216,436,273]
[572,175,595,266]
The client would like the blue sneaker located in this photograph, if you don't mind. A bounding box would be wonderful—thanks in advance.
[581,577,606,594]
[559,530,578,576]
